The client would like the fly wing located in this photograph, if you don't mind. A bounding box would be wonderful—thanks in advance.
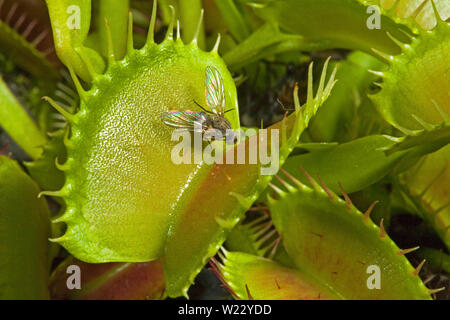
[205,66,225,114]
[161,111,208,132]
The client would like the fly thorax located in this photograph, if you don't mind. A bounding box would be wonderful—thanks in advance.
[211,115,232,135]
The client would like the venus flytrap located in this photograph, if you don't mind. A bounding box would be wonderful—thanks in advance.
[210,250,339,299]
[398,145,450,251]
[0,0,448,300]
[214,169,436,299]
[43,3,239,264]
[370,16,450,132]
[366,9,450,250]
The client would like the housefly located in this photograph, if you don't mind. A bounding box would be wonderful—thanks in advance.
[161,66,235,143]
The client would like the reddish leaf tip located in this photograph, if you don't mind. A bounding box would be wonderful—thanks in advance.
[412,259,426,276]
[364,200,379,223]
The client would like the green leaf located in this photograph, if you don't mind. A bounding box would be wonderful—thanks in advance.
[214,251,339,299]
[370,20,450,131]
[223,23,319,70]
[398,144,450,251]
[281,135,400,194]
[0,156,51,299]
[0,76,47,159]
[25,129,67,194]
[214,0,252,43]
[279,127,450,195]
[45,0,105,82]
[179,0,206,49]
[266,172,431,299]
[158,0,178,25]
[87,0,130,60]
[242,0,411,55]
[384,123,450,159]
[54,40,241,264]
[308,51,387,142]
[349,181,392,227]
